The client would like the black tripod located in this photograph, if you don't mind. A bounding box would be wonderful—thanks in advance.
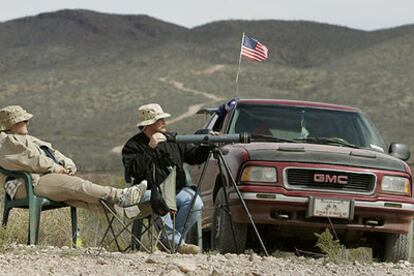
[178,144,269,256]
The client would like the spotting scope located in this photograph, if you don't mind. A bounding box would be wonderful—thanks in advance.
[166,133,250,144]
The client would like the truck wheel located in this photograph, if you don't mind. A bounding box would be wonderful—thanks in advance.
[383,221,413,262]
[211,188,247,253]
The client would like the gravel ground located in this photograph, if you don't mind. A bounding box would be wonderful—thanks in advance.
[0,245,412,276]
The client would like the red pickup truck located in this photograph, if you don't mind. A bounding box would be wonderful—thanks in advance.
[190,99,413,262]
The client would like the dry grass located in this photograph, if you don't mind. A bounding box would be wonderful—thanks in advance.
[0,174,137,250]
[0,202,141,251]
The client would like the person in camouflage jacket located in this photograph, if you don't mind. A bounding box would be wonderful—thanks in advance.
[0,105,146,213]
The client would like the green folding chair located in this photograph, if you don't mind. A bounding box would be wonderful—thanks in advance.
[0,167,77,246]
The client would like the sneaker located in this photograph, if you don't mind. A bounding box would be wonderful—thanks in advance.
[177,243,200,255]
[118,180,147,208]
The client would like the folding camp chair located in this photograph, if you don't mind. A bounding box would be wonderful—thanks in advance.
[131,163,203,251]
[99,169,178,253]
[98,199,155,252]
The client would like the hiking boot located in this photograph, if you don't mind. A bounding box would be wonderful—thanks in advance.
[118,181,147,208]
[177,243,200,255]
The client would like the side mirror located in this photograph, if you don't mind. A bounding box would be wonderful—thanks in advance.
[389,143,411,161]
[194,128,210,135]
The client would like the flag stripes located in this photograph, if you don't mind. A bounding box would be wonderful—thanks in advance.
[241,35,268,62]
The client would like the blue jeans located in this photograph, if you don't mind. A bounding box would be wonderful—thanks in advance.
[142,187,203,246]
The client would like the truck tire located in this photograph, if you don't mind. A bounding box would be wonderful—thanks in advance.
[383,221,413,262]
[211,188,247,253]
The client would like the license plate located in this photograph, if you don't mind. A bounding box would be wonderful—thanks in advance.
[308,197,353,219]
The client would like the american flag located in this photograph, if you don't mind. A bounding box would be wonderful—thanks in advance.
[241,35,268,62]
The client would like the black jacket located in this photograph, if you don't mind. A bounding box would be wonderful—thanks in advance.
[122,132,210,191]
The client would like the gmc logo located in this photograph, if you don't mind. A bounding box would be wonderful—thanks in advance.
[313,174,348,184]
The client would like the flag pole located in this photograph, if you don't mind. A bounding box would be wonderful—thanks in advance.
[235,32,245,97]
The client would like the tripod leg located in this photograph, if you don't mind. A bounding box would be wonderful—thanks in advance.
[177,152,212,247]
[216,150,269,256]
[211,187,247,253]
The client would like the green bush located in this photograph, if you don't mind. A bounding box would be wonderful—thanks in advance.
[315,229,372,264]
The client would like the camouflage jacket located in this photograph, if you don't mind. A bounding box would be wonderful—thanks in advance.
[0,132,76,188]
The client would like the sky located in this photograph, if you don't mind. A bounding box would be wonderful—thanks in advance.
[1,0,414,31]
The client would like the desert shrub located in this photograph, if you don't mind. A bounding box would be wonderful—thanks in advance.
[315,228,372,264]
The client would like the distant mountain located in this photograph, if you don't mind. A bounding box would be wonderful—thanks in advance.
[0,9,189,73]
[0,9,187,46]
[0,9,413,171]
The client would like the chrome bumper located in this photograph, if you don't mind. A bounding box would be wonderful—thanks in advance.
[228,192,414,212]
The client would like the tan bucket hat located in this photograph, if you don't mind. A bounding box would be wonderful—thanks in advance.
[0,105,33,131]
[137,103,170,127]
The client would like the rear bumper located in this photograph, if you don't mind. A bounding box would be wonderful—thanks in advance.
[228,192,414,234]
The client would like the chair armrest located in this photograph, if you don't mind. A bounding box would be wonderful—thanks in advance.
[0,167,34,197]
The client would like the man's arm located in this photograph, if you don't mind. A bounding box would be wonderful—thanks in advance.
[122,140,154,184]
[52,148,77,175]
[182,143,211,165]
[0,134,60,174]
[31,136,77,175]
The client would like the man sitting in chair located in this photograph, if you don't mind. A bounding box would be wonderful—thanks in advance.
[0,105,147,213]
[122,103,211,254]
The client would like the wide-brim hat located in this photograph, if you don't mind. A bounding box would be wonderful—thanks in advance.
[137,103,170,127]
[0,105,33,131]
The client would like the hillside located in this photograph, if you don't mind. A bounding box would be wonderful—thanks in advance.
[0,9,413,171]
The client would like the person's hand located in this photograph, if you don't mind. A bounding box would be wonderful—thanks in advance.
[55,165,69,174]
[209,131,221,136]
[149,132,167,149]
[67,167,77,176]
